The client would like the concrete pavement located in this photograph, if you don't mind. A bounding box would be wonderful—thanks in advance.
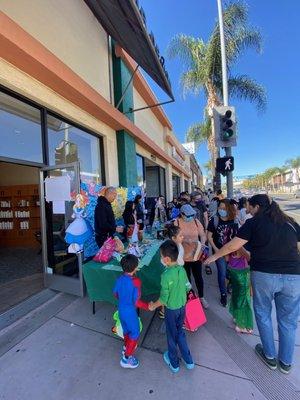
[0,271,299,400]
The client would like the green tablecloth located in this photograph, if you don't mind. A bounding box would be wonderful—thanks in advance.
[83,242,164,305]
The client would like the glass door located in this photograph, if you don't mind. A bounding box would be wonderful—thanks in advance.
[39,162,84,296]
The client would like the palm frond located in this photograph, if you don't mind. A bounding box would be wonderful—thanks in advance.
[186,119,212,148]
[227,74,267,112]
[226,27,262,66]
[180,70,203,97]
[167,34,206,70]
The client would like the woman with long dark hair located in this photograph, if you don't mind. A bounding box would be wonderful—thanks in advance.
[204,195,300,374]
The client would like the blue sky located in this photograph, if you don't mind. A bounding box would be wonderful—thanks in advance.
[139,0,300,177]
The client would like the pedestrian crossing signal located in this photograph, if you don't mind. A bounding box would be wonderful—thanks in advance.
[216,157,234,175]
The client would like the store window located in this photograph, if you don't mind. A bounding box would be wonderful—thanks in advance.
[172,174,180,198]
[136,154,145,187]
[47,114,102,184]
[184,179,189,192]
[0,91,43,163]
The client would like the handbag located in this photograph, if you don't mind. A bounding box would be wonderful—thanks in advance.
[184,290,207,332]
[93,237,116,263]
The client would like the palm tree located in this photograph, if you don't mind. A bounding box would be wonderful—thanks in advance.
[204,160,214,177]
[168,1,266,189]
[263,167,279,192]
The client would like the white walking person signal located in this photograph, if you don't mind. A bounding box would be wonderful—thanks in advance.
[225,159,232,171]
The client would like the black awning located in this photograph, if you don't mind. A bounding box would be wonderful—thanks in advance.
[84,0,174,100]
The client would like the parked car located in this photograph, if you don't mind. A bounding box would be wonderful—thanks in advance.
[294,189,300,198]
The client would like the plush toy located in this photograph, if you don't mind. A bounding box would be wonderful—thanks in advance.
[65,193,93,253]
[111,311,142,338]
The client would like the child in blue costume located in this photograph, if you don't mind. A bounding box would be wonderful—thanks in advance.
[113,254,149,369]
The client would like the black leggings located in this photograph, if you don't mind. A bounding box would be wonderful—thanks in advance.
[184,261,204,298]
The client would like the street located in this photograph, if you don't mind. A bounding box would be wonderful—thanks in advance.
[273,194,300,224]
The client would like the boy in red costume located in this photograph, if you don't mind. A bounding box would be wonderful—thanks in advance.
[113,254,149,368]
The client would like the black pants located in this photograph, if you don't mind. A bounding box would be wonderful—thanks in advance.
[95,233,108,249]
[184,260,204,298]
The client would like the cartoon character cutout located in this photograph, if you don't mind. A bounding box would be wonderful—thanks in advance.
[65,193,93,253]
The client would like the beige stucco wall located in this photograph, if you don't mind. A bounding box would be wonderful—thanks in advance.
[136,144,166,169]
[0,0,111,102]
[133,88,165,149]
[0,58,119,186]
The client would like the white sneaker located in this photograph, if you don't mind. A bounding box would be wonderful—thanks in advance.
[200,297,209,309]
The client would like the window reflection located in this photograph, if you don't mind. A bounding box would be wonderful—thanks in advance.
[136,154,144,187]
[47,115,102,184]
[0,92,42,163]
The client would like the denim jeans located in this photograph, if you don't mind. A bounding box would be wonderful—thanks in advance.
[215,256,227,295]
[165,306,193,368]
[251,271,300,365]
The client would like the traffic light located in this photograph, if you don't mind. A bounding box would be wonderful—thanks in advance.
[213,106,237,148]
[216,156,234,176]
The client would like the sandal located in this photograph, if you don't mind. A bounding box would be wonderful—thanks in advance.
[235,326,253,334]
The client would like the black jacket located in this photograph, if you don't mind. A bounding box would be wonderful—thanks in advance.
[94,196,116,237]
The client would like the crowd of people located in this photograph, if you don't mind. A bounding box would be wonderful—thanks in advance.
[94,186,300,375]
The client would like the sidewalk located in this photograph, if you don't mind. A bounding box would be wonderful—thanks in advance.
[0,270,299,400]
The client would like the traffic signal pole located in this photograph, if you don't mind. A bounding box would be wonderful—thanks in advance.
[216,0,234,198]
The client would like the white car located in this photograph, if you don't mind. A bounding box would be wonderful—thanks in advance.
[294,190,300,199]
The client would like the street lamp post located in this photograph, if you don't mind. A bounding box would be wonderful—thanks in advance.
[216,0,234,198]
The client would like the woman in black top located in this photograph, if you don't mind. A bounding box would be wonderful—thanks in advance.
[122,201,135,241]
[207,199,238,306]
[204,195,300,374]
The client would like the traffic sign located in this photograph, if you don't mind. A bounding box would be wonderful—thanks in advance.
[216,156,234,175]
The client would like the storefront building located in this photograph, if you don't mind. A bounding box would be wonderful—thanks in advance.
[0,1,194,312]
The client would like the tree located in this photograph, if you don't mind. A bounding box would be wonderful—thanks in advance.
[203,160,214,177]
[275,166,288,192]
[168,1,266,190]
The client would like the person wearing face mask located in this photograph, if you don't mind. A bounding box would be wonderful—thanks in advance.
[207,199,238,306]
[204,195,300,374]
[174,204,208,308]
[190,191,208,231]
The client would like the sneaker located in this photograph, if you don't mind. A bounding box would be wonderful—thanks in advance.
[200,297,209,309]
[163,351,179,373]
[120,356,139,369]
[220,294,227,307]
[255,344,277,370]
[183,359,195,370]
[278,360,292,374]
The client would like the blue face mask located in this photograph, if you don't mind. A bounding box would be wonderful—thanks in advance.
[218,209,228,218]
[184,215,194,222]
